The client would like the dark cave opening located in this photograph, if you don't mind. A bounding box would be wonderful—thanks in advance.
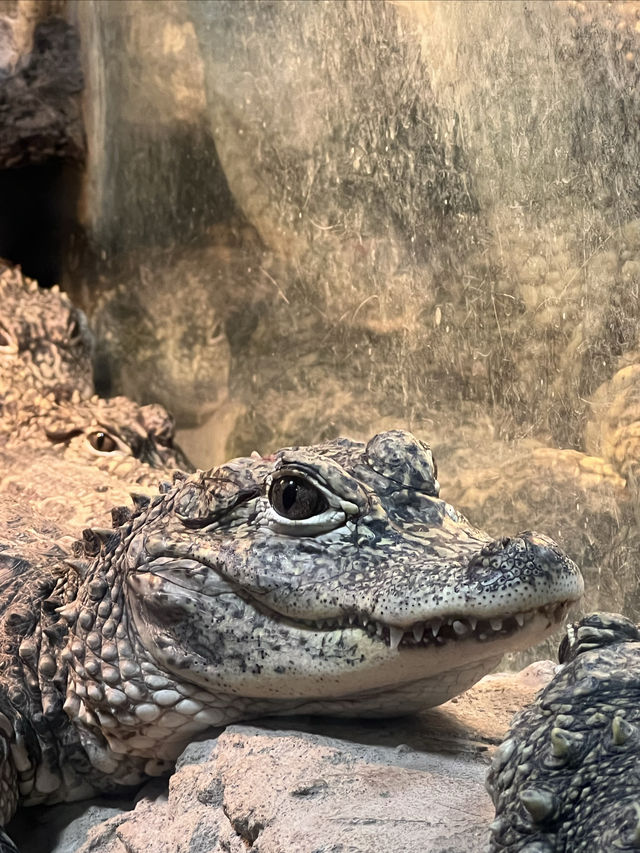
[0,160,80,289]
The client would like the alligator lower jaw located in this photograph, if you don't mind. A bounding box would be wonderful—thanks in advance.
[307,600,572,652]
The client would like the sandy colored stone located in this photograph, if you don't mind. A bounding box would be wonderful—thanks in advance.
[585,360,640,481]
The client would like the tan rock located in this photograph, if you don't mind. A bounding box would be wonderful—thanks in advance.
[585,361,640,481]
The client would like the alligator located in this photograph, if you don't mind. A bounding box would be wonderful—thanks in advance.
[0,264,94,405]
[487,611,640,852]
[0,391,194,540]
[0,260,192,479]
[0,429,583,850]
[1,389,192,473]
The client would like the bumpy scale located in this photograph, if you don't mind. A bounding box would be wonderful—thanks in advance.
[0,430,583,852]
[487,611,640,852]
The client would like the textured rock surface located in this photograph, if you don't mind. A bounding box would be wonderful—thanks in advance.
[10,662,555,853]
[69,0,232,257]
[441,439,639,664]
[585,358,640,482]
[62,1,640,473]
[0,11,83,167]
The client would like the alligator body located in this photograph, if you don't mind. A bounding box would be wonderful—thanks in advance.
[487,611,640,852]
[0,265,93,405]
[0,429,582,850]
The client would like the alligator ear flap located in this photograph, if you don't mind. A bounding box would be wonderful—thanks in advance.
[173,481,217,528]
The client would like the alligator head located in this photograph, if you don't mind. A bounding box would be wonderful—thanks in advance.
[63,430,583,761]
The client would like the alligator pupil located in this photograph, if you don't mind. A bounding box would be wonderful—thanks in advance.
[282,482,297,511]
[88,431,117,452]
[269,475,327,520]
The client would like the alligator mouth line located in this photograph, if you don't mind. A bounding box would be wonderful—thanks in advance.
[305,601,571,651]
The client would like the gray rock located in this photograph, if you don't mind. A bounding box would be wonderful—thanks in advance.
[17,664,554,853]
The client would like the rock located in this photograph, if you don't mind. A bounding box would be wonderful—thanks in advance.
[190,0,478,266]
[443,441,638,665]
[12,664,554,853]
[0,14,84,167]
[585,360,640,482]
[61,0,640,456]
[69,0,233,257]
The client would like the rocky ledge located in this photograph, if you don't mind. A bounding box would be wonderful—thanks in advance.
[11,661,555,853]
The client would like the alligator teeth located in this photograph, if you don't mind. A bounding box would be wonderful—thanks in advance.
[389,626,404,651]
[515,613,525,628]
[412,623,425,642]
[490,618,503,632]
[452,620,468,636]
[430,617,443,637]
[469,617,477,631]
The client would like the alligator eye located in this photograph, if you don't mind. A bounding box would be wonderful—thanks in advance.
[269,475,328,520]
[87,431,118,453]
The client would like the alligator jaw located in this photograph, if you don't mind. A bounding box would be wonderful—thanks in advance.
[311,600,572,652]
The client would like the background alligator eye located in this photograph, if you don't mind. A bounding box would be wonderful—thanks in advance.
[269,475,328,520]
[87,431,118,453]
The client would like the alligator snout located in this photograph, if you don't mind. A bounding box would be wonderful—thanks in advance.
[465,531,583,615]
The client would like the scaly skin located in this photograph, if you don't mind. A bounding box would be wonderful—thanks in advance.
[1,389,192,472]
[0,430,583,851]
[0,264,94,405]
[487,611,640,852]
